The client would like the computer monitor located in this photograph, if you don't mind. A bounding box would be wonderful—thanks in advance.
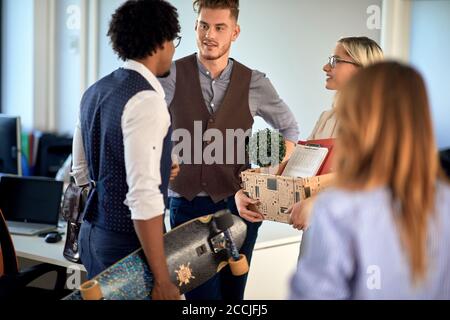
[0,115,22,176]
[0,175,63,225]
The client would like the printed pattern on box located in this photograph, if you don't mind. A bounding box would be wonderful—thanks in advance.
[241,169,334,224]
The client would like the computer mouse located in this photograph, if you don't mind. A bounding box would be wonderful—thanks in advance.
[45,232,62,243]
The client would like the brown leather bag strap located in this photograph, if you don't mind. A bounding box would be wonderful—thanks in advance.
[0,209,19,275]
[61,182,89,223]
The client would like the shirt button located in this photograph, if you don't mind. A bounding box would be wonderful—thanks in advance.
[209,118,215,124]
[202,182,208,187]
[212,80,216,85]
[210,103,215,107]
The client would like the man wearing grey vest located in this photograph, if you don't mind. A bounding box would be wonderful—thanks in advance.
[71,0,181,300]
[159,0,299,300]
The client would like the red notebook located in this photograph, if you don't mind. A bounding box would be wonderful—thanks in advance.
[298,138,335,175]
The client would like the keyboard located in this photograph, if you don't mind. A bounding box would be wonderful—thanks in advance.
[6,221,57,236]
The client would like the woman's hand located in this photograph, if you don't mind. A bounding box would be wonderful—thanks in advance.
[234,189,265,223]
[288,197,315,231]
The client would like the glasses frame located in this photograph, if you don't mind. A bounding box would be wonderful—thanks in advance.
[174,36,182,48]
[328,55,360,69]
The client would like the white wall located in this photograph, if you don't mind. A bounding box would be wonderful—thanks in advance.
[409,0,450,150]
[55,0,82,135]
[1,0,34,130]
[98,0,123,79]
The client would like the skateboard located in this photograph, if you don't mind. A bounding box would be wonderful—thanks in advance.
[63,210,248,300]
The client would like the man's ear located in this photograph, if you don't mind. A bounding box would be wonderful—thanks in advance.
[156,41,168,54]
[194,20,198,32]
[232,24,241,42]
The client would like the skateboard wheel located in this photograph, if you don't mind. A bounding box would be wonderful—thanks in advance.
[214,211,234,231]
[80,280,104,300]
[199,215,212,224]
[228,254,249,276]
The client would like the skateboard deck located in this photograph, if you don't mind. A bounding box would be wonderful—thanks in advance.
[63,210,247,300]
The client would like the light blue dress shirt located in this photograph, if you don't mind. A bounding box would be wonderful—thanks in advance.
[290,181,450,300]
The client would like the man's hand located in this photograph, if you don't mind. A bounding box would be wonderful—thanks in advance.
[287,197,315,231]
[170,163,180,181]
[134,216,181,301]
[235,189,265,223]
[151,279,181,300]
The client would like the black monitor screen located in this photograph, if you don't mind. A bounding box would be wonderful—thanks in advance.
[0,175,63,225]
[0,115,21,175]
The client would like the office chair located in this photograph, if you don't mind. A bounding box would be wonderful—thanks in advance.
[34,133,73,178]
[0,209,70,300]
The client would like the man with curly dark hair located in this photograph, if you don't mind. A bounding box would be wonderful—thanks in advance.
[159,0,299,300]
[71,0,181,300]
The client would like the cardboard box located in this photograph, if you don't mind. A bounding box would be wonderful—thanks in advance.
[240,168,335,224]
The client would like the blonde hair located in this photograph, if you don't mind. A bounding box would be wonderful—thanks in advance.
[335,62,443,284]
[338,37,384,67]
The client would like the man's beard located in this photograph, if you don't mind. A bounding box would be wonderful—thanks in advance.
[199,41,231,61]
[159,70,171,78]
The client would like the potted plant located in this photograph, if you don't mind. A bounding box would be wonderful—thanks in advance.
[247,128,286,174]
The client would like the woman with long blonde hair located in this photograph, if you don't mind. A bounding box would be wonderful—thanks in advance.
[290,62,450,299]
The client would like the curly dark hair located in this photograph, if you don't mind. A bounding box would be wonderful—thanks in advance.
[108,0,180,61]
[193,0,239,21]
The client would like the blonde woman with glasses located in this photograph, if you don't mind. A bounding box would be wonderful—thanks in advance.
[290,62,450,299]
[310,36,384,140]
[288,37,384,230]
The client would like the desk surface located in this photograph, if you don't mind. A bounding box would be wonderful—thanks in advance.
[12,223,86,272]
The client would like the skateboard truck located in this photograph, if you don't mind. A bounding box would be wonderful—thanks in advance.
[211,211,249,276]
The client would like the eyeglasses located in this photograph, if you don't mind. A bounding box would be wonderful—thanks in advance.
[328,55,360,69]
[174,36,182,48]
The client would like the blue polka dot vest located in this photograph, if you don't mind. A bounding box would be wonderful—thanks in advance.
[80,68,172,234]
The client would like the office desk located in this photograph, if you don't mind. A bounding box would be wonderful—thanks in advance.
[11,224,86,272]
